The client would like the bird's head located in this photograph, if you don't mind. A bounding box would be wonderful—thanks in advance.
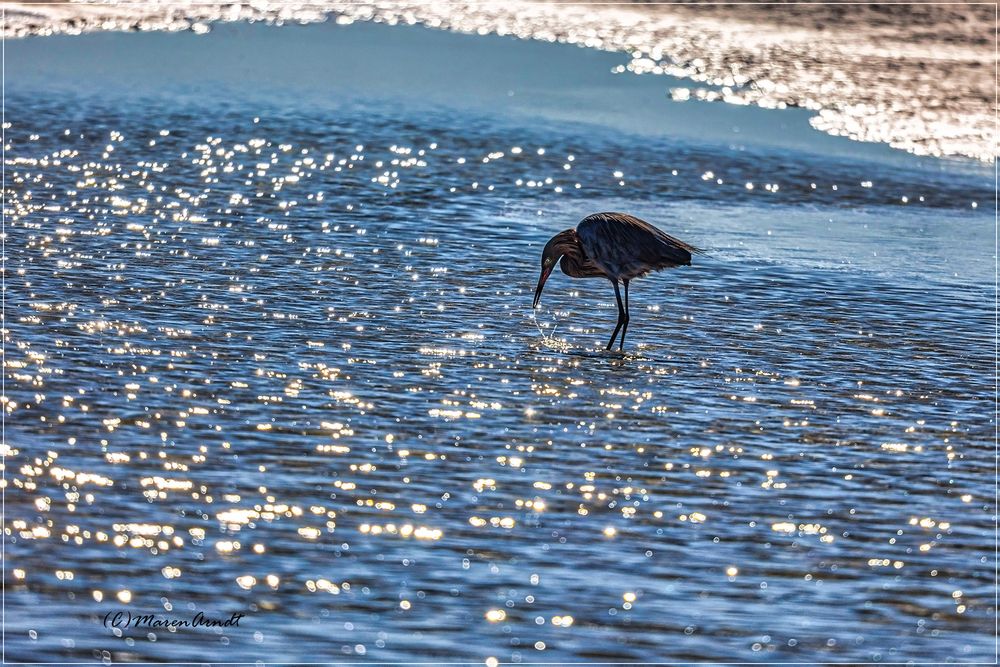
[533,229,577,309]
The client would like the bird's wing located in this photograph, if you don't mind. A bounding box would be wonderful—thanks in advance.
[576,212,698,278]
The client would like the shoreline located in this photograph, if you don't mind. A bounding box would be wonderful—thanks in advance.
[2,0,993,164]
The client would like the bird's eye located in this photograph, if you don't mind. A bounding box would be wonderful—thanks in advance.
[544,258,552,266]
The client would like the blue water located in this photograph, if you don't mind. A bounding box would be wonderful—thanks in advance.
[4,20,994,663]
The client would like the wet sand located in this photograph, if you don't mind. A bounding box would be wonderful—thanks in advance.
[3,0,994,162]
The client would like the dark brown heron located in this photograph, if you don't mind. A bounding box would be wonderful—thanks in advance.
[533,212,700,351]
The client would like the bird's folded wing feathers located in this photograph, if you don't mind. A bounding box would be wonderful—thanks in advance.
[577,212,700,271]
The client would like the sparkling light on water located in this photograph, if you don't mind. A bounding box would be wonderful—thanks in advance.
[2,83,992,662]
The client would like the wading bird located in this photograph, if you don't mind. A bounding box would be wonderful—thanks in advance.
[532,212,700,351]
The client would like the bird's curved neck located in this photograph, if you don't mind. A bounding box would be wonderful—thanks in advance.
[560,250,589,275]
[551,230,600,277]
[551,229,583,261]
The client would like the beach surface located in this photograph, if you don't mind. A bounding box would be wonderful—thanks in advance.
[3,14,995,664]
[3,0,995,162]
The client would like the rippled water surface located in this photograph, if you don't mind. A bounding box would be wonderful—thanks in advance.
[4,21,994,663]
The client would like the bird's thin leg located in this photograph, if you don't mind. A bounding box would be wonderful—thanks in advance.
[606,280,625,351]
[619,279,630,350]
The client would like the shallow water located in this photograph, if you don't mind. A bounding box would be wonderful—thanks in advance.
[4,21,994,663]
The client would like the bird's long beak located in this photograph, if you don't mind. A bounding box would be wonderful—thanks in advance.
[533,267,551,309]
